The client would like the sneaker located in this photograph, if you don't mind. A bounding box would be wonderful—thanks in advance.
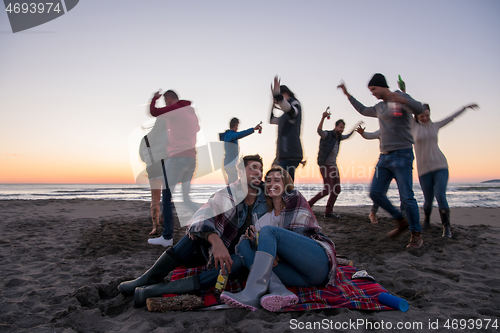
[148,236,173,247]
[406,232,423,249]
[324,213,340,219]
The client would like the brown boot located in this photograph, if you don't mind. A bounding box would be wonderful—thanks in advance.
[406,231,423,249]
[149,191,161,235]
[386,217,409,238]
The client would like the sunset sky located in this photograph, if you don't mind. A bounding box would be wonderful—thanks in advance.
[1,0,499,185]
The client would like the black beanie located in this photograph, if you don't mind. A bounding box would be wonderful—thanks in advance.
[368,73,388,88]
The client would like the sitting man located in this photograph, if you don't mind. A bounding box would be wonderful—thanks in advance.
[118,154,268,307]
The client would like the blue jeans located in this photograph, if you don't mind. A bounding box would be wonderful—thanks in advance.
[171,235,246,289]
[370,149,421,232]
[418,168,449,211]
[161,157,197,240]
[237,226,329,287]
[224,166,238,185]
[278,160,301,181]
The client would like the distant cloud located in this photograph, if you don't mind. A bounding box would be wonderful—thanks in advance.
[5,153,20,156]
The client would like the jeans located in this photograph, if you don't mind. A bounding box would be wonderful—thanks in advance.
[223,166,238,185]
[370,149,421,232]
[171,235,247,290]
[161,157,197,240]
[418,168,449,211]
[237,226,329,287]
[278,160,301,181]
[308,165,341,214]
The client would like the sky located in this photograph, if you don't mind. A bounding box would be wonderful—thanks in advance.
[1,0,499,185]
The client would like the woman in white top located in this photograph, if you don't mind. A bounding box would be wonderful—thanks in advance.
[411,103,479,237]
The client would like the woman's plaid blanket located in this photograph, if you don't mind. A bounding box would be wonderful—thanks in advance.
[169,265,392,311]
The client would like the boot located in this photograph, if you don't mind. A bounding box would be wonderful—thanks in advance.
[386,217,409,238]
[149,188,162,235]
[260,272,298,312]
[440,209,452,238]
[422,208,431,230]
[149,202,161,235]
[118,250,181,296]
[220,251,274,311]
[406,231,423,249]
[134,275,201,307]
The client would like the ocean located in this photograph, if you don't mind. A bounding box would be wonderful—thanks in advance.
[1,182,499,208]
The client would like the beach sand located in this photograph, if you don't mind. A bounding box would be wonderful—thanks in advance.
[1,199,499,332]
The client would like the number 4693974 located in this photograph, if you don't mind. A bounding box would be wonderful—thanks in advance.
[6,3,62,14]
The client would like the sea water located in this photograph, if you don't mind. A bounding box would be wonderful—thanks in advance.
[0,182,499,208]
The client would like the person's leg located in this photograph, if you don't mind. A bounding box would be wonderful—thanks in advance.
[433,169,451,237]
[418,171,434,229]
[257,226,330,287]
[433,169,449,210]
[419,172,435,213]
[179,157,199,215]
[149,178,163,235]
[370,155,402,219]
[236,238,257,269]
[325,165,341,214]
[308,165,332,207]
[278,160,300,181]
[225,166,238,184]
[391,150,421,233]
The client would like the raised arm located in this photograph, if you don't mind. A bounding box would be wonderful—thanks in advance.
[271,76,299,119]
[435,103,479,128]
[341,122,360,140]
[317,109,329,139]
[337,82,377,118]
[224,127,255,142]
[356,125,380,140]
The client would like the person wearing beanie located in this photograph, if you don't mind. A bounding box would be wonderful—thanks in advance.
[337,73,425,249]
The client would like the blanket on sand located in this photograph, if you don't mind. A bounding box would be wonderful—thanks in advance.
[167,265,393,311]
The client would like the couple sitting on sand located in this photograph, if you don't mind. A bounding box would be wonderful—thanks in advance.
[118,154,337,311]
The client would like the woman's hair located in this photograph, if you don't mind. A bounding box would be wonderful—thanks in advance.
[280,85,295,98]
[415,103,431,123]
[264,165,294,213]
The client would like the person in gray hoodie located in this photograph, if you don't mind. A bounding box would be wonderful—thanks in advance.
[338,73,425,249]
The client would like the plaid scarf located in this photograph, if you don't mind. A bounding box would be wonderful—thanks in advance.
[277,189,338,286]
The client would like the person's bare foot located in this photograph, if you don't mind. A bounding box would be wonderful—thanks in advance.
[369,212,378,224]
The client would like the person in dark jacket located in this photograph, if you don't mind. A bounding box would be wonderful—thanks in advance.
[270,76,303,181]
[308,110,355,218]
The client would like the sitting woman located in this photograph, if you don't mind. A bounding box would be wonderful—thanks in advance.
[221,166,337,312]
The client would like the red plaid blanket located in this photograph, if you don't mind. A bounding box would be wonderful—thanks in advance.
[169,265,392,311]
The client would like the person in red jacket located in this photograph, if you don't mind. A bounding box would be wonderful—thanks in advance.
[148,90,200,247]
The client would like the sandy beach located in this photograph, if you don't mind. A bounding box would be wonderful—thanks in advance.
[1,199,499,332]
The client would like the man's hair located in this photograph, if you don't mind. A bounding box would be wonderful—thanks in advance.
[229,117,239,129]
[163,90,179,100]
[335,119,346,127]
[237,154,263,170]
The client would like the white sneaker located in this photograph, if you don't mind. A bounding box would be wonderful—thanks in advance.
[148,236,173,247]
